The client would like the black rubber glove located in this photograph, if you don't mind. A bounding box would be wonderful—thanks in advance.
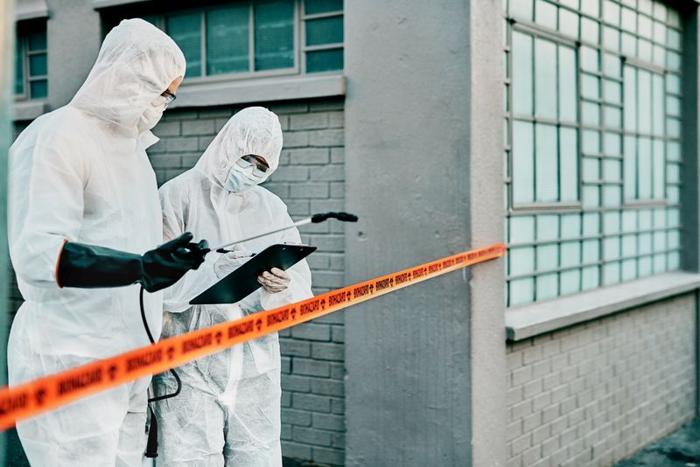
[57,233,210,292]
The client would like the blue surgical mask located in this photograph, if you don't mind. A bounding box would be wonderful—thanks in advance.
[224,165,259,192]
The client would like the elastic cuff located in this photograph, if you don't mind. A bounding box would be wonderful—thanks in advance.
[54,239,69,288]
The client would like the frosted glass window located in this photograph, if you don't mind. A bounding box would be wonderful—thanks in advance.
[152,1,343,80]
[504,0,684,306]
[535,0,557,29]
[168,12,202,77]
[206,5,249,75]
[537,245,559,271]
[512,122,535,203]
[254,0,295,70]
[535,124,558,202]
[537,274,558,299]
[558,47,577,122]
[535,38,558,119]
[560,270,581,294]
[512,32,534,116]
[510,216,536,243]
[560,128,578,201]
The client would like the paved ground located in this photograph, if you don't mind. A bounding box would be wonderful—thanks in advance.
[616,419,700,467]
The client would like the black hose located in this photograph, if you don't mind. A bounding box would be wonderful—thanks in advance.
[139,286,182,402]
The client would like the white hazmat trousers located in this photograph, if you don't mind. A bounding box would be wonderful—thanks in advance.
[7,19,185,466]
[155,107,313,466]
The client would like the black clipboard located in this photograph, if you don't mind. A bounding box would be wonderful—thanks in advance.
[190,243,316,305]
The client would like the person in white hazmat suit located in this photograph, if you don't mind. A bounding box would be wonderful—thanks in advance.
[7,19,210,466]
[154,106,313,466]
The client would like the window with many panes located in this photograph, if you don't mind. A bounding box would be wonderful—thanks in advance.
[503,0,683,306]
[14,21,48,100]
[141,0,343,80]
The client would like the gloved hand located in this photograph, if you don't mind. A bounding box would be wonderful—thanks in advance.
[141,233,210,292]
[258,268,291,294]
[213,247,253,279]
[56,232,210,292]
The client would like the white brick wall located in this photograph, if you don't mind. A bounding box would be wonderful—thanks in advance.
[506,295,696,467]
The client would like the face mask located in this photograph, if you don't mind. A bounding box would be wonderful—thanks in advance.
[224,164,261,192]
[137,96,167,133]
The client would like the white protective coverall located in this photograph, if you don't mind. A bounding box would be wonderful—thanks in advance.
[7,19,185,466]
[155,107,313,466]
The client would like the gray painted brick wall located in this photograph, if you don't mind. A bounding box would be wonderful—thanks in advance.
[506,294,696,467]
[149,97,346,466]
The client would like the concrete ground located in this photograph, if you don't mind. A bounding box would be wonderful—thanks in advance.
[616,419,700,466]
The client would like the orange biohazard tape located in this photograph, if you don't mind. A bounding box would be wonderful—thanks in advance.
[0,243,505,429]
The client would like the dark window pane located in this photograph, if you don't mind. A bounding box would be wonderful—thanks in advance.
[14,38,24,95]
[305,0,343,15]
[305,16,343,46]
[254,0,294,71]
[29,53,47,77]
[28,28,46,51]
[167,12,202,77]
[141,15,164,30]
[206,5,249,74]
[306,48,342,72]
[30,79,47,98]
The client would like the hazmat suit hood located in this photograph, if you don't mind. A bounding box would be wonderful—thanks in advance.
[195,107,283,189]
[71,18,186,134]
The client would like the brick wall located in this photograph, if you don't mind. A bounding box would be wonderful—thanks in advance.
[506,295,696,467]
[149,97,347,466]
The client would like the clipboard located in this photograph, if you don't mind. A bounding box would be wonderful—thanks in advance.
[190,243,317,305]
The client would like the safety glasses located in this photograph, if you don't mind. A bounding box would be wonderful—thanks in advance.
[238,154,269,178]
[160,89,177,107]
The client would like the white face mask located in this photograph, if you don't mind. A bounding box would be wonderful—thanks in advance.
[224,160,266,192]
[137,96,167,133]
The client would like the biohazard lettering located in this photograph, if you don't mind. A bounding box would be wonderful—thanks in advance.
[375,277,393,292]
[267,308,290,326]
[126,349,163,373]
[228,321,254,338]
[394,272,411,285]
[300,300,320,316]
[328,290,347,306]
[353,284,372,299]
[58,368,102,396]
[182,333,212,354]
[0,392,28,415]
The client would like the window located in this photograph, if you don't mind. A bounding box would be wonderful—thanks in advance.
[141,0,343,80]
[504,0,682,306]
[14,21,48,100]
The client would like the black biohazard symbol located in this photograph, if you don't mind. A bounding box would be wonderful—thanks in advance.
[255,319,262,332]
[346,291,352,300]
[369,284,374,293]
[34,389,46,406]
[215,331,223,344]
[320,299,326,310]
[290,308,297,320]
[167,347,175,360]
[108,365,117,381]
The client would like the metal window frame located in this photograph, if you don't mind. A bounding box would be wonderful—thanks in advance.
[13,23,47,102]
[151,0,345,84]
[503,0,685,306]
[300,1,343,74]
[507,21,583,211]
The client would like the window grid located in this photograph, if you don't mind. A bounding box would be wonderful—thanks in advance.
[14,24,48,101]
[503,0,683,307]
[144,0,343,82]
[301,6,344,73]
